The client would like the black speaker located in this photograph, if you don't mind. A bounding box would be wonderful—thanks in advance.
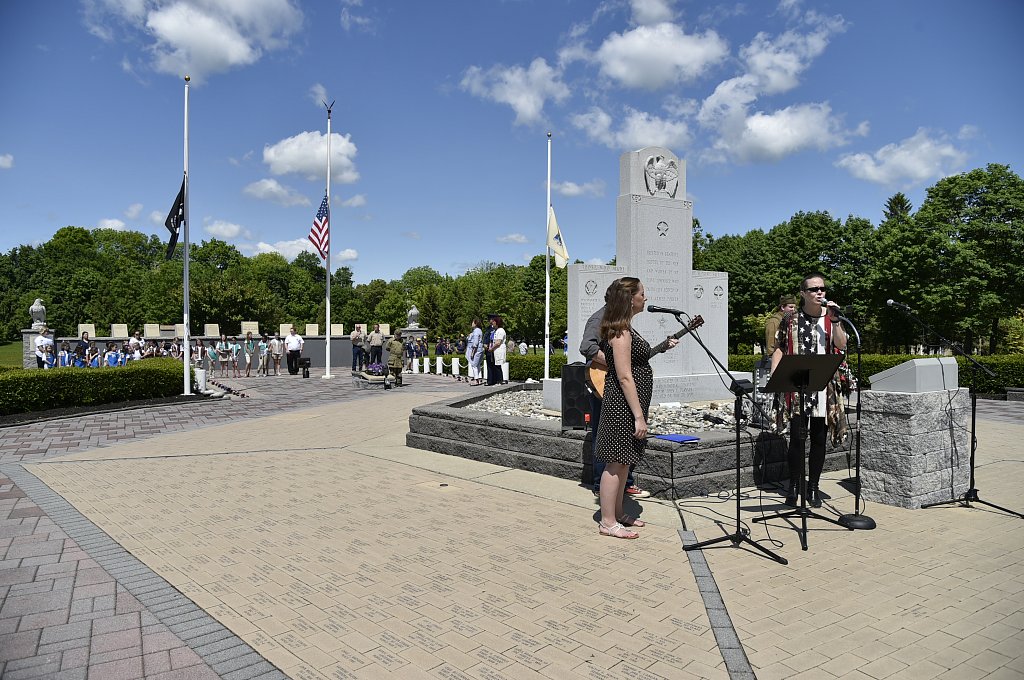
[561,362,590,430]
[753,431,789,486]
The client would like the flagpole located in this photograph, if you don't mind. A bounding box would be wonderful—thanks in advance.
[182,75,192,395]
[544,132,552,381]
[322,100,334,379]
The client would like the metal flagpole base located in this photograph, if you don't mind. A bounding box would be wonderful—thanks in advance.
[838,513,876,530]
[321,374,334,380]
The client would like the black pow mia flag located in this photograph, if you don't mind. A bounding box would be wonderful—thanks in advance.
[165,177,185,260]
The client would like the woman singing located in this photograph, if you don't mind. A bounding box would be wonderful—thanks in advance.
[595,277,678,539]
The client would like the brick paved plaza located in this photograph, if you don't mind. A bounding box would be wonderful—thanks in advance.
[1,370,1022,679]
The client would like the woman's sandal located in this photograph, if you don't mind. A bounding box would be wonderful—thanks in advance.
[617,514,646,528]
[599,521,639,539]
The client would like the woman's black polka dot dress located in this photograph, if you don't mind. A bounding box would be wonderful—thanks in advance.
[595,328,653,465]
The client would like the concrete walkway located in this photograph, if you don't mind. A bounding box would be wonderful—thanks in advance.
[1,370,1022,679]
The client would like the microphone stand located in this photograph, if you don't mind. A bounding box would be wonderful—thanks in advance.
[678,313,788,565]
[834,315,875,530]
[890,307,1023,518]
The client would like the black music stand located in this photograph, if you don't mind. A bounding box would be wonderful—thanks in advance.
[753,353,850,550]
[680,318,787,566]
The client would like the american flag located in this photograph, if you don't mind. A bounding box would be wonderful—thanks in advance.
[309,193,330,260]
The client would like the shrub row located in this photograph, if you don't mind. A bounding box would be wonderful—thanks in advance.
[0,359,190,416]
[729,353,1024,393]
[503,352,1023,392]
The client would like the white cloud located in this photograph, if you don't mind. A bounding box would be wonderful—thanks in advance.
[401,231,421,240]
[696,9,850,163]
[461,58,570,126]
[340,0,373,32]
[98,218,126,230]
[85,0,303,83]
[741,16,846,95]
[0,153,13,169]
[631,0,676,26]
[498,233,528,244]
[571,106,691,150]
[957,124,979,140]
[835,128,969,188]
[124,202,143,219]
[252,238,316,260]
[263,131,359,183]
[204,220,251,239]
[595,23,728,90]
[339,194,366,208]
[714,102,859,163]
[586,257,607,265]
[244,241,361,264]
[228,150,255,166]
[309,83,328,107]
[554,180,606,198]
[243,178,311,206]
[149,210,163,224]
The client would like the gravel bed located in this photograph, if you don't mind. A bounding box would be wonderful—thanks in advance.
[465,389,739,433]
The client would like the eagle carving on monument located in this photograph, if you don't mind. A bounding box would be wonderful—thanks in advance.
[645,155,679,198]
[29,298,46,328]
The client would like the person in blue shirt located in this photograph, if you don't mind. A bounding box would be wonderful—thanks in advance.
[58,342,73,368]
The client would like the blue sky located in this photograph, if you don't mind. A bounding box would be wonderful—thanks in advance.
[1,0,1021,284]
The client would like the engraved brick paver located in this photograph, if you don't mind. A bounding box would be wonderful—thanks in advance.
[680,400,1024,680]
[3,370,1022,679]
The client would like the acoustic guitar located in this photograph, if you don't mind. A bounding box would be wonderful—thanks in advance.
[585,315,704,399]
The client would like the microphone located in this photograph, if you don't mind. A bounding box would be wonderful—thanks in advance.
[886,299,913,312]
[821,298,840,317]
[646,305,685,315]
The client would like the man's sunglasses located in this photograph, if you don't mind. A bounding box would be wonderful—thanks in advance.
[802,286,827,293]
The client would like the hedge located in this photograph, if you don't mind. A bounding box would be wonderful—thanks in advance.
[729,353,1024,393]
[411,350,1024,392]
[0,359,191,416]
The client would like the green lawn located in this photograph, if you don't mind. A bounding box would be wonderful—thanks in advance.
[0,341,23,368]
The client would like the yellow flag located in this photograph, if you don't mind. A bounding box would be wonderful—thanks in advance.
[547,206,569,268]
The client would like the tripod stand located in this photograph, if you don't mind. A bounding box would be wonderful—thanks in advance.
[753,354,851,551]
[888,307,1023,518]
[680,316,788,565]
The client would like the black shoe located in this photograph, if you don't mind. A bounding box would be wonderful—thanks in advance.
[784,483,799,507]
[807,484,822,508]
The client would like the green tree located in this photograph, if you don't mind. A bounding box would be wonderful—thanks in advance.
[915,164,1024,353]
[883,192,913,223]
[374,289,408,329]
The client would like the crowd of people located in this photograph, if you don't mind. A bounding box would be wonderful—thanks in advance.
[34,328,190,369]
[195,331,280,378]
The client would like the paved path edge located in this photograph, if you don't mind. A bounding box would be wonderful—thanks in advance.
[679,529,757,680]
[1,461,287,680]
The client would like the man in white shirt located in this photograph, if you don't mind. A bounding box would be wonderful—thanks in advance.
[350,327,364,371]
[34,327,53,368]
[284,327,304,375]
[367,324,385,365]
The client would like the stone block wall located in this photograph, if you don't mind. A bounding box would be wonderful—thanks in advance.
[860,389,970,509]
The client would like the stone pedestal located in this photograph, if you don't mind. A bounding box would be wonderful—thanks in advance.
[401,327,426,343]
[21,329,38,369]
[860,389,970,509]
